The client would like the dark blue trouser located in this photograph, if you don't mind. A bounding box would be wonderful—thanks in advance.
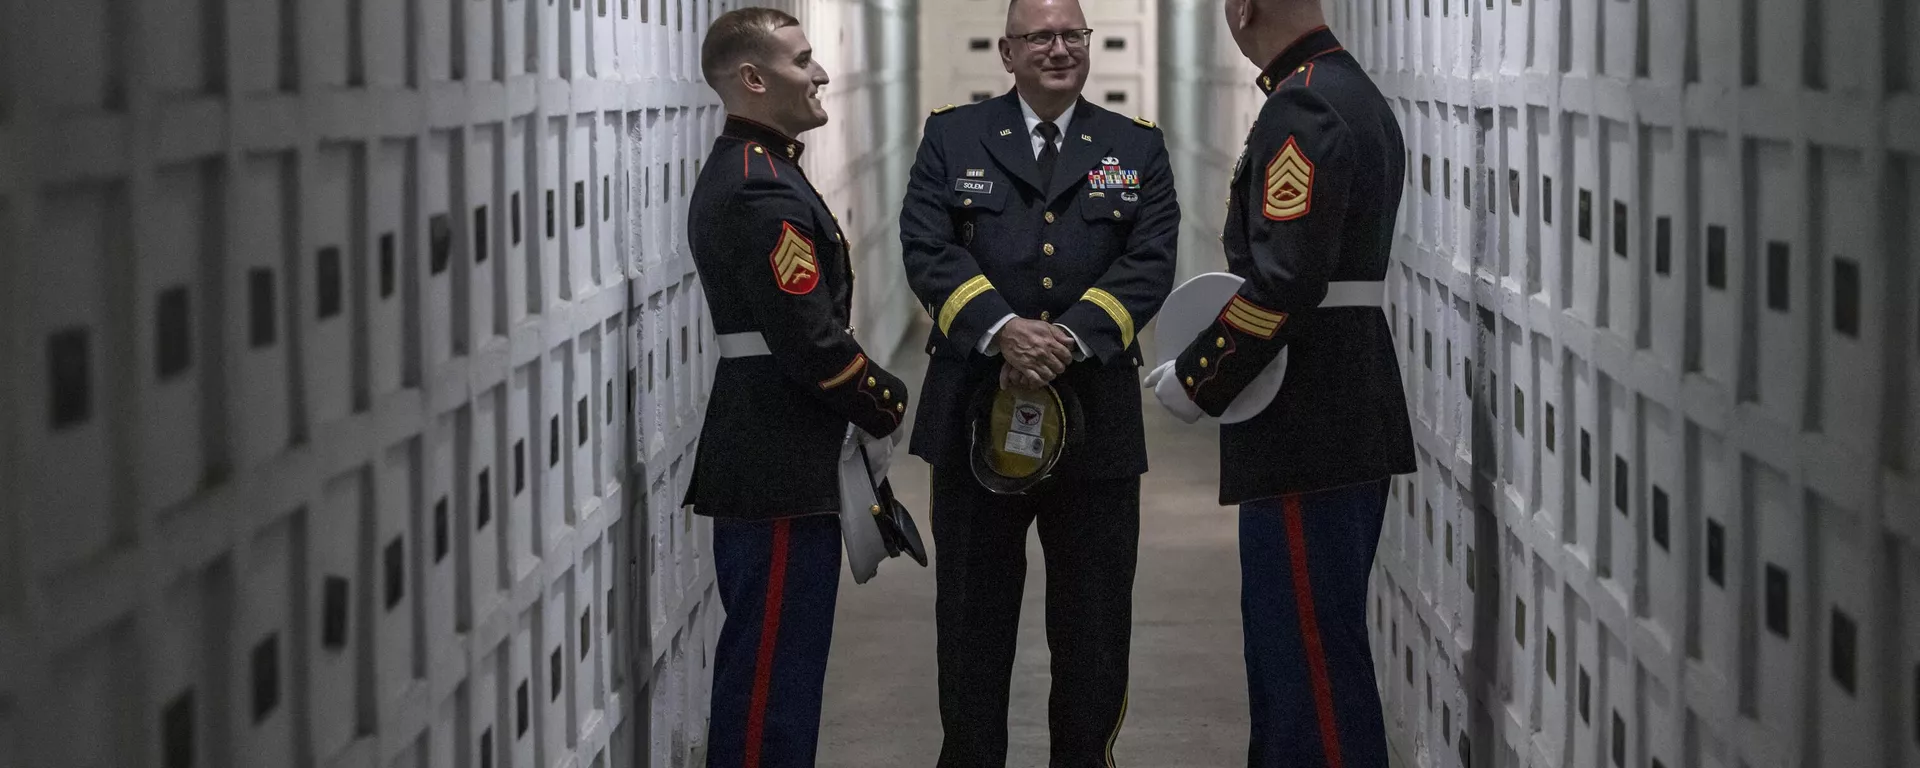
[707,514,842,768]
[1239,479,1391,768]
[930,464,1140,768]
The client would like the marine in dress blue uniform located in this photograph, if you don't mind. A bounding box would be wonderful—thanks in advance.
[901,85,1179,765]
[1150,16,1416,768]
[686,10,909,767]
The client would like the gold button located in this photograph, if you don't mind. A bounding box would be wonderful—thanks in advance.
[1112,210,1122,219]
[1043,243,1055,256]
[867,377,877,387]
[752,146,764,154]
[1199,357,1209,368]
[1042,277,1054,289]
[882,389,891,400]
[1296,66,1306,73]
[964,198,973,206]
[870,504,882,515]
[896,403,905,413]
[1045,212,1057,224]
[1216,337,1226,348]
[1040,311,1051,321]
[1185,376,1195,387]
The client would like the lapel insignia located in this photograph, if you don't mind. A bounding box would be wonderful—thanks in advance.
[1000,128,1014,137]
[1264,136,1314,221]
[966,169,986,178]
[769,221,820,294]
[1086,157,1141,190]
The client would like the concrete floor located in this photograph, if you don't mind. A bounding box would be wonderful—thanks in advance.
[815,326,1406,767]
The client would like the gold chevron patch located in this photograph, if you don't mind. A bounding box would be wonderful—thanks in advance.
[1264,136,1314,221]
[1221,296,1286,339]
[769,221,819,294]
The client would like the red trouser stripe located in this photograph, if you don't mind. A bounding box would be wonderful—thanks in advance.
[1284,494,1344,768]
[742,518,793,768]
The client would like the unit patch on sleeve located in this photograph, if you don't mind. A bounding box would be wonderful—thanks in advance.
[769,221,820,294]
[1264,136,1314,221]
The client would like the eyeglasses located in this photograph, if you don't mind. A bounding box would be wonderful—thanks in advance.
[1006,28,1094,50]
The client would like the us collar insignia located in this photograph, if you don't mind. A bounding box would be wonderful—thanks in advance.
[1080,134,1092,142]
[999,128,1014,137]
[1085,157,1141,191]
[966,169,986,178]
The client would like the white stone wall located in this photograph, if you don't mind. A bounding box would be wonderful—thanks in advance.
[1162,1,1920,766]
[917,0,1159,122]
[0,1,919,766]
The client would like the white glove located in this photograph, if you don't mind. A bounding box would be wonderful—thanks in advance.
[1142,360,1173,390]
[1151,363,1208,424]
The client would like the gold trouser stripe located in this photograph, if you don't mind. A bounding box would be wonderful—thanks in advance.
[819,353,866,390]
[938,275,995,336]
[1081,288,1136,349]
[1105,689,1130,767]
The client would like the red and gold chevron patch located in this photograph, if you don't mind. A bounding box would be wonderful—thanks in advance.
[769,221,819,295]
[1264,136,1314,221]
[1220,296,1287,340]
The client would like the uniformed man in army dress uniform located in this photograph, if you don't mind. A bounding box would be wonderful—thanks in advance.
[899,0,1180,764]
[1145,1,1416,765]
[686,9,910,767]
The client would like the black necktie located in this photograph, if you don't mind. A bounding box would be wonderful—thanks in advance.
[1036,121,1060,188]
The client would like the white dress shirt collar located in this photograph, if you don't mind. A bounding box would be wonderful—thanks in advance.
[1017,93,1076,158]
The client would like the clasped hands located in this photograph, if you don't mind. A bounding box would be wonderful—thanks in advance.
[997,318,1075,390]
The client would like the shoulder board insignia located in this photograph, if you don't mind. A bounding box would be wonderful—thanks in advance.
[1264,136,1314,222]
[769,221,819,295]
[1133,117,1157,129]
[742,142,778,178]
[932,104,957,115]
